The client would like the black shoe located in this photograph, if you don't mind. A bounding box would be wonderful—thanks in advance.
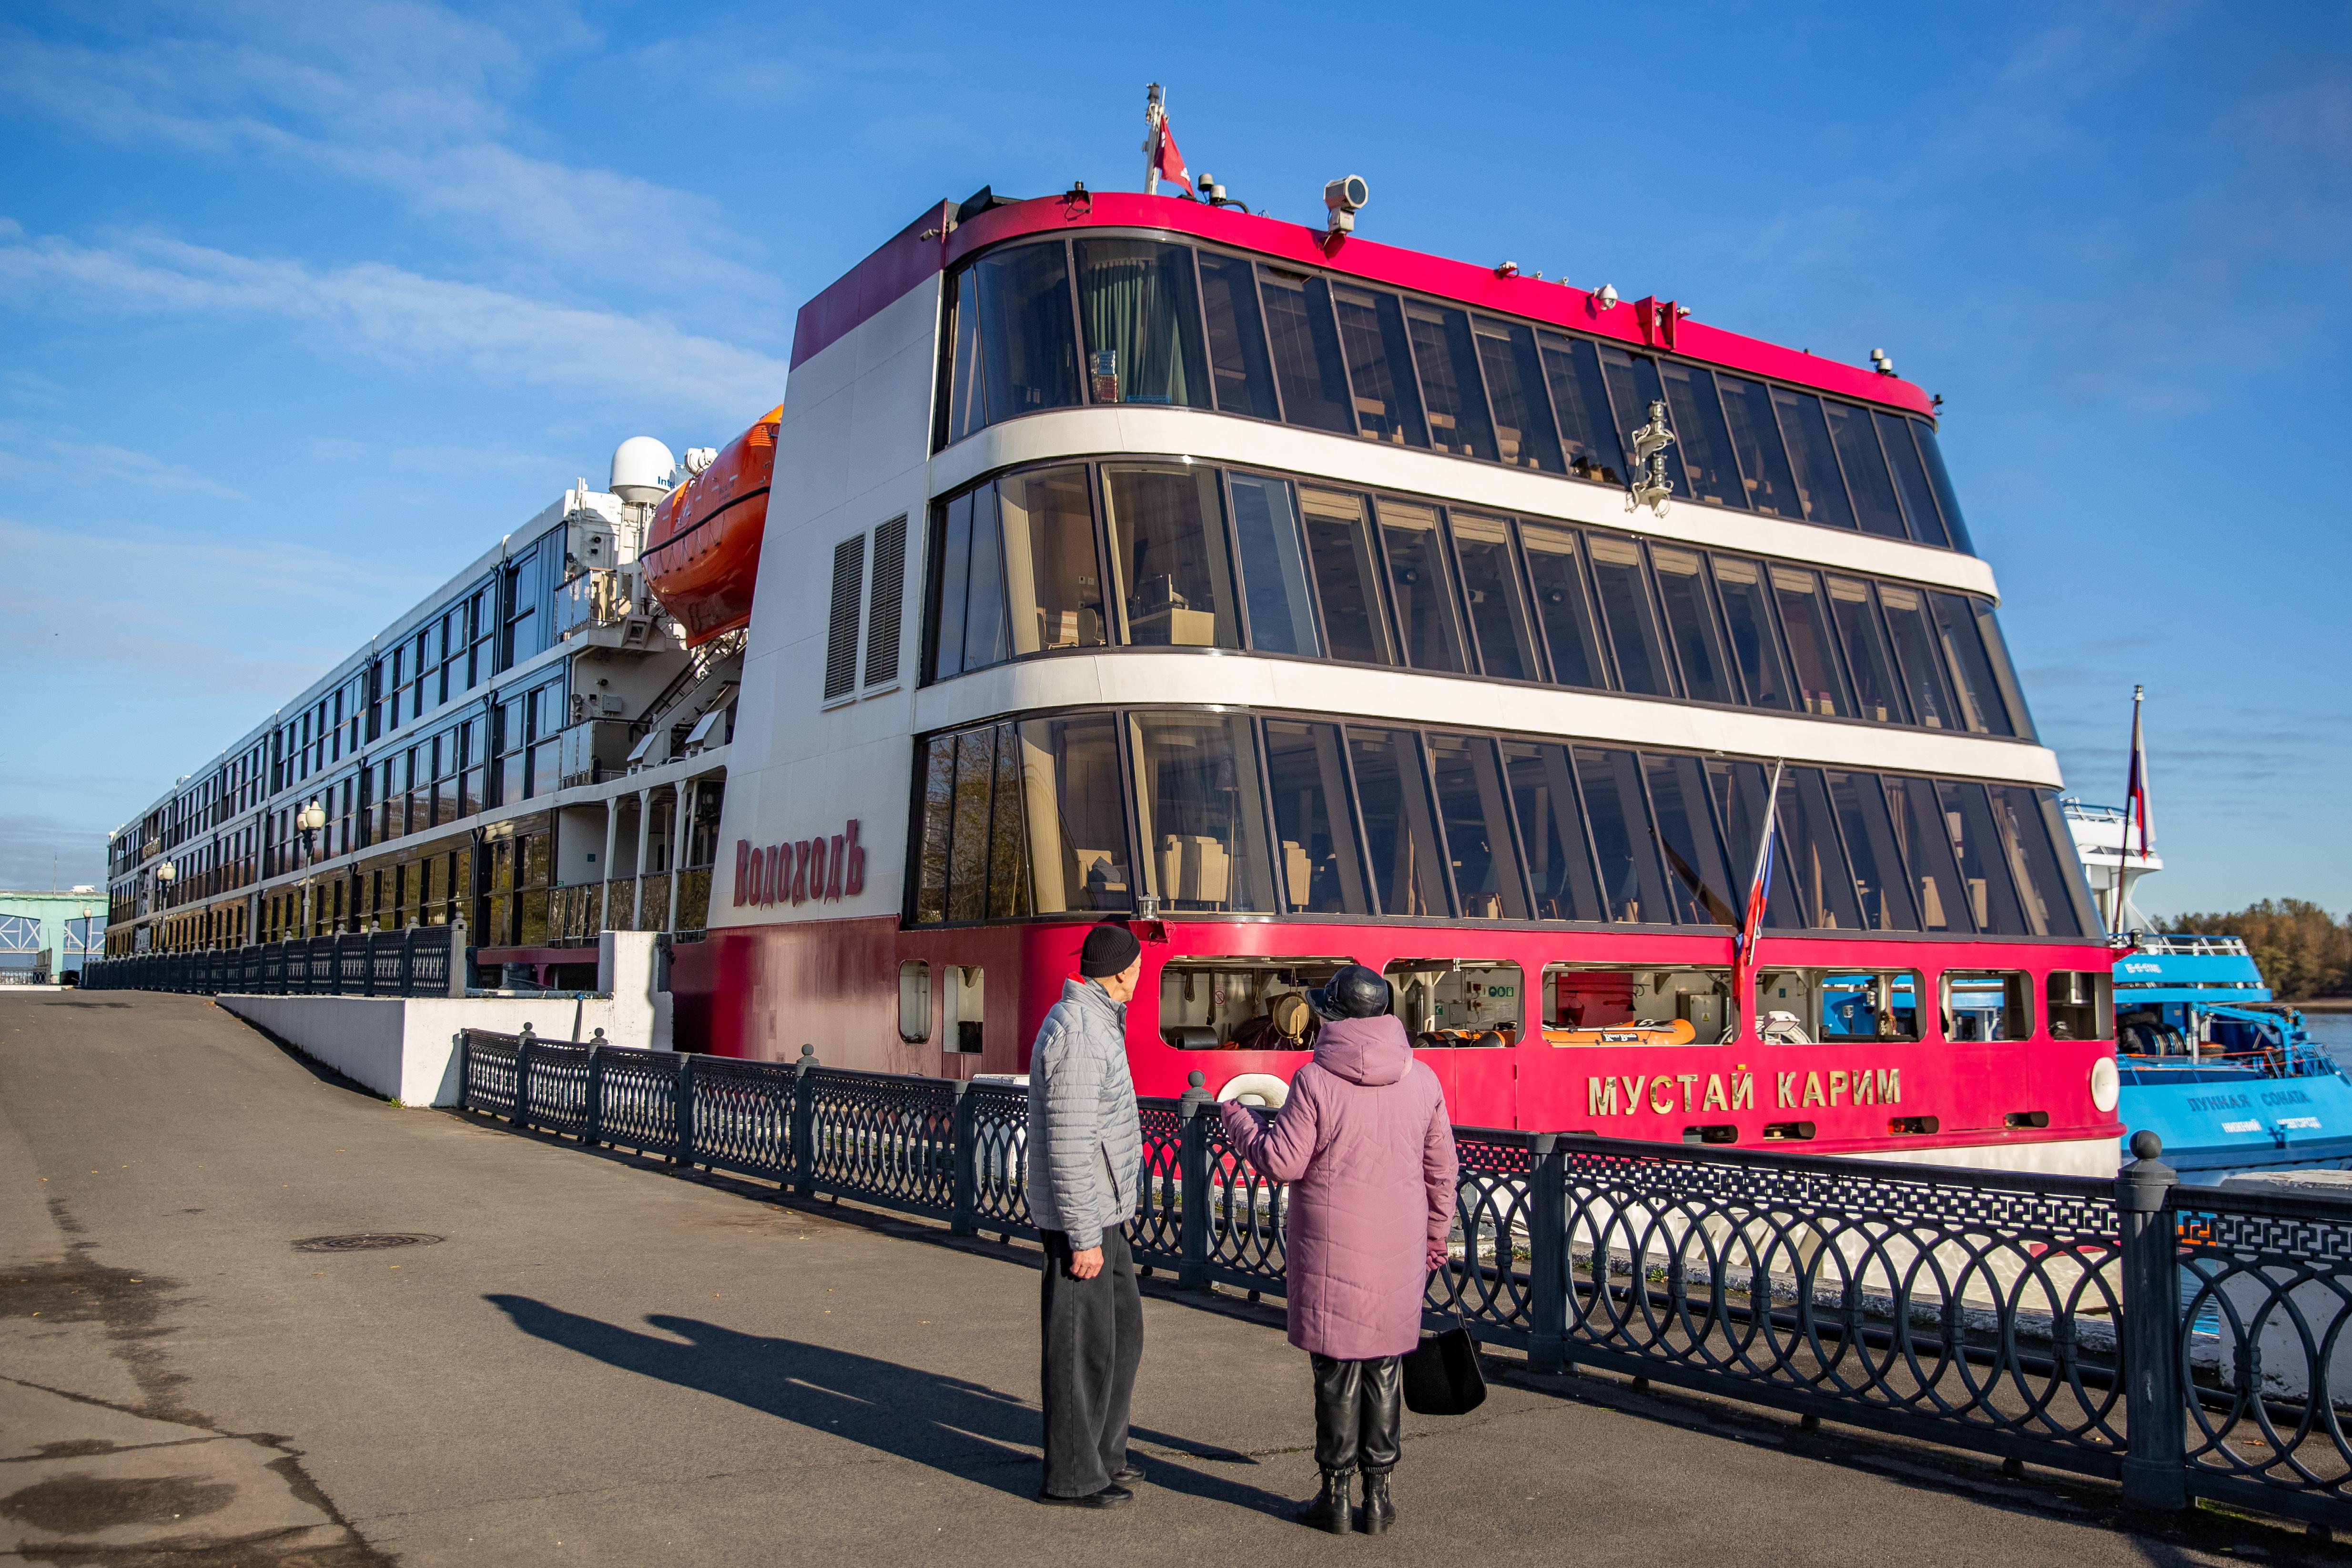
[1038,1484,1132,1509]
[1111,1465,1145,1485]
[1296,1469,1352,1534]
[1359,1469,1395,1535]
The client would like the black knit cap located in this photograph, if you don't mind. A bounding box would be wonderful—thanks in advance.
[1077,920,1142,978]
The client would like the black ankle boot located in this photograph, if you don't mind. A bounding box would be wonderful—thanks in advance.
[1359,1469,1395,1534]
[1297,1469,1352,1534]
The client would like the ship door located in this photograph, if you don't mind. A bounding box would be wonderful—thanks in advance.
[1386,959,1521,1128]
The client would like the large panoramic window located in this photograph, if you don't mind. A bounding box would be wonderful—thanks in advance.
[941,236,1972,555]
[922,455,2034,744]
[1131,711,1275,914]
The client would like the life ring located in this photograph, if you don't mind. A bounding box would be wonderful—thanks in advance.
[1217,1071,1291,1109]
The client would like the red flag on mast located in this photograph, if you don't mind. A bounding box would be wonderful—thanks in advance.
[2116,684,2152,934]
[1142,82,1192,195]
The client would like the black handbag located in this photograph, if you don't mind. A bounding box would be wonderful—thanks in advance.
[1401,1285,1487,1416]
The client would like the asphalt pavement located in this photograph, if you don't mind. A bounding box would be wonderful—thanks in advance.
[0,990,2330,1566]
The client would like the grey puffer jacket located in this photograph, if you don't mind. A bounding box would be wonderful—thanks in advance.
[1025,978,1142,1250]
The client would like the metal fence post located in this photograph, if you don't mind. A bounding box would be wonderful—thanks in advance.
[2118,1129,2186,1511]
[515,1022,536,1129]
[454,1031,471,1110]
[585,1041,605,1146]
[949,1080,976,1236]
[791,1044,819,1197]
[1178,1070,1211,1291]
[447,920,470,998]
[1527,1132,1567,1374]
[673,1050,697,1167]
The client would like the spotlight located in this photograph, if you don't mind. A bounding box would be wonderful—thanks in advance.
[1323,175,1369,237]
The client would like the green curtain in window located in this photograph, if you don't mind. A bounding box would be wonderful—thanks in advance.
[1084,248,1191,406]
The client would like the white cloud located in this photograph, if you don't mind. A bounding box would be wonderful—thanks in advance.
[0,5,775,303]
[0,420,246,500]
[0,226,789,421]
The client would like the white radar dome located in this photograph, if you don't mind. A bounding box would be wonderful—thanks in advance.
[610,436,679,505]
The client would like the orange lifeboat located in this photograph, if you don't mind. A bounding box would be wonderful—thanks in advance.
[643,405,780,646]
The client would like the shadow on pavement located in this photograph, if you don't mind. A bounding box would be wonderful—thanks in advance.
[485,1295,1298,1516]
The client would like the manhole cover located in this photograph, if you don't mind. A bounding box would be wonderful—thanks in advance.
[291,1234,443,1253]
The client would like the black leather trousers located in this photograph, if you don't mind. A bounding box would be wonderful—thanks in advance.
[1308,1353,1403,1474]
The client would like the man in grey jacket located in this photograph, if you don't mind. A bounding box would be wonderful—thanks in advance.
[1026,920,1146,1508]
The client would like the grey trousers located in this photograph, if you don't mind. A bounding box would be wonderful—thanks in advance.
[1039,1227,1144,1497]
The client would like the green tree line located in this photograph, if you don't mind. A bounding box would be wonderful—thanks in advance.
[2162,900,2352,1000]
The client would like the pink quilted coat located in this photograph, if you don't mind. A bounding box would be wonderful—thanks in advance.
[1217,1016,1459,1359]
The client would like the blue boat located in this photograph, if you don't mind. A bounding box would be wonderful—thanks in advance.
[2066,799,2352,1181]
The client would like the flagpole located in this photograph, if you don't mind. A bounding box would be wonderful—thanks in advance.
[1143,83,1164,195]
[2115,684,2144,937]
[1736,760,1786,1040]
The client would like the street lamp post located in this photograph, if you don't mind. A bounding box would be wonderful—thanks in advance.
[152,860,176,951]
[295,799,327,935]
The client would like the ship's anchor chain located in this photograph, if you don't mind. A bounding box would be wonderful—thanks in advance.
[1625,399,1675,517]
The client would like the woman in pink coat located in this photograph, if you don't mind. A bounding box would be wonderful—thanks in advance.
[1217,964,1459,1536]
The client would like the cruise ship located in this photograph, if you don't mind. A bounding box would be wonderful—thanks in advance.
[102,144,2123,1172]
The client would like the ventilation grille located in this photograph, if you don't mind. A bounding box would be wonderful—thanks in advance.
[824,534,865,701]
[864,515,907,688]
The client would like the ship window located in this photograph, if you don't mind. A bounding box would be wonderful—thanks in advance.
[1936,781,2029,936]
[1389,960,1523,1043]
[1771,387,1858,531]
[1588,535,1675,697]
[1876,411,1950,547]
[1826,576,1909,725]
[1908,421,1976,554]
[929,488,976,682]
[1989,785,2090,938]
[1102,463,1238,649]
[1347,727,1450,917]
[1520,524,1609,690]
[1659,363,1743,509]
[998,466,1106,657]
[1714,374,1802,519]
[1504,741,1606,922]
[1405,302,1498,461]
[1770,567,1854,718]
[946,242,1080,441]
[1705,758,1805,930]
[1229,475,1319,656]
[1971,597,2037,740]
[1652,546,1737,705]
[1825,769,1920,931]
[1942,970,2031,1042]
[1158,958,1349,1051]
[1375,501,1469,673]
[1331,284,1428,447]
[959,484,1010,673]
[1298,487,1393,665]
[1535,332,1623,483]
[1263,720,1369,915]
[1817,971,1924,1041]
[1015,714,1131,915]
[1929,591,2015,737]
[1131,711,1275,914]
[1541,964,1732,1045]
[1825,399,1907,539]
[2045,971,2113,1041]
[1076,238,1208,409]
[1876,585,1960,730]
[1474,320,1563,473]
[1574,746,1670,924]
[1427,733,1527,920]
[1882,774,1972,933]
[1643,752,1736,927]
[898,961,932,1043]
[1256,266,1354,435]
[1198,252,1279,419]
[1449,511,1541,683]
[1709,556,1794,710]
[1777,766,1865,930]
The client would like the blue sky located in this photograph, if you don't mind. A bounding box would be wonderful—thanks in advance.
[2,0,2345,915]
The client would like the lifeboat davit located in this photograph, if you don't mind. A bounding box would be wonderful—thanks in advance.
[643,405,780,646]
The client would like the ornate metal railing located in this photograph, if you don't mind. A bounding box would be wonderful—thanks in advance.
[452,1035,2351,1528]
[81,925,466,999]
